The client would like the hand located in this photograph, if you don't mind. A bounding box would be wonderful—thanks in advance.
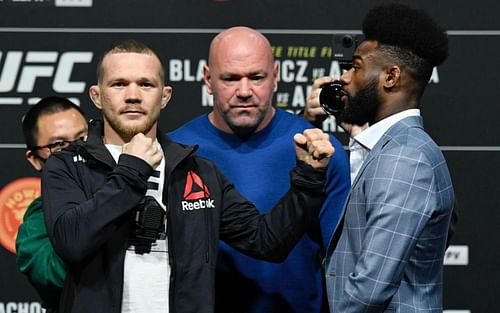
[293,128,334,169]
[122,133,163,168]
[304,76,336,124]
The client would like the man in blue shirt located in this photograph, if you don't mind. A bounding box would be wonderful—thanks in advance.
[169,26,350,313]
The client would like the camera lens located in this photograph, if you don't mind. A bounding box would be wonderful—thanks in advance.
[342,35,354,48]
[319,81,345,116]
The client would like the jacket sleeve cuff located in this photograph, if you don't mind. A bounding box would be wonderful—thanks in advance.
[115,154,155,186]
[290,160,327,190]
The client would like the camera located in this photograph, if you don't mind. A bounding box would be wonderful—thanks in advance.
[319,34,364,116]
[134,195,166,242]
[319,81,345,116]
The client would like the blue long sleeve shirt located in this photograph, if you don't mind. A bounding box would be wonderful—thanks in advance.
[169,109,350,313]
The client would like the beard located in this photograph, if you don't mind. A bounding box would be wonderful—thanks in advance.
[103,107,158,141]
[219,105,268,138]
[338,78,380,126]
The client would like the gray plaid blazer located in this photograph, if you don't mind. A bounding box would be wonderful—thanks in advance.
[325,116,454,313]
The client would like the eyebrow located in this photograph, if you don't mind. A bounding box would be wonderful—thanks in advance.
[352,55,363,62]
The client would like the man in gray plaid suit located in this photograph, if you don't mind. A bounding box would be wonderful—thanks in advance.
[323,3,455,312]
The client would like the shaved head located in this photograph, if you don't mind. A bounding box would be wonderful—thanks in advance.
[204,26,278,137]
[208,26,274,66]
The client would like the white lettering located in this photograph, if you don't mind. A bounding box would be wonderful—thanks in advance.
[429,66,439,84]
[278,60,308,83]
[291,85,305,107]
[444,245,469,266]
[181,199,215,211]
[280,60,293,82]
[169,59,183,81]
[295,60,308,82]
[0,51,23,92]
[0,302,42,313]
[18,52,58,92]
[311,68,326,80]
[328,60,342,80]
[276,92,290,107]
[55,0,93,8]
[0,50,92,94]
[183,60,195,82]
[17,302,28,313]
[168,59,206,82]
[53,52,93,92]
[72,155,86,163]
[201,85,213,107]
[290,85,313,108]
[195,60,206,81]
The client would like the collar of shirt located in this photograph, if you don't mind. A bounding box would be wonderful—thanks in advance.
[353,109,421,151]
[348,137,370,183]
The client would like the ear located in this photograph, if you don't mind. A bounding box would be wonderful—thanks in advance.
[161,86,173,109]
[26,150,44,172]
[89,85,102,110]
[273,61,279,92]
[383,65,401,89]
[203,64,213,95]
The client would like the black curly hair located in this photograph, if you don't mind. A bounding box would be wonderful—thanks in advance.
[362,3,448,90]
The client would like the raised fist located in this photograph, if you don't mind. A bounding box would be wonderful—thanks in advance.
[293,128,334,169]
[122,133,163,168]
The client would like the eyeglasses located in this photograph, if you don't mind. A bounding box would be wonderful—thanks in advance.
[31,137,83,154]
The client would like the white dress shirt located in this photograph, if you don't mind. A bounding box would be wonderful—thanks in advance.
[349,109,421,183]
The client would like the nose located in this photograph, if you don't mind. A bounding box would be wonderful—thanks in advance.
[236,78,252,99]
[340,68,352,84]
[125,84,141,103]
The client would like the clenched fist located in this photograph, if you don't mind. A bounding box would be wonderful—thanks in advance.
[293,128,334,169]
[122,133,163,168]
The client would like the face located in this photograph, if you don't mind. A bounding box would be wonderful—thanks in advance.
[338,77,380,126]
[89,52,172,144]
[338,40,383,126]
[26,108,88,171]
[205,31,278,137]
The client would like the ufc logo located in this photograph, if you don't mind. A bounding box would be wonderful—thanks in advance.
[0,51,93,93]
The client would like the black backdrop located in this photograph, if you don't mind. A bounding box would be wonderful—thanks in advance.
[1,1,499,312]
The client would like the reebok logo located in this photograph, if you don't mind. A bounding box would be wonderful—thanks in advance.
[181,171,215,211]
[183,170,210,200]
[182,199,215,211]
